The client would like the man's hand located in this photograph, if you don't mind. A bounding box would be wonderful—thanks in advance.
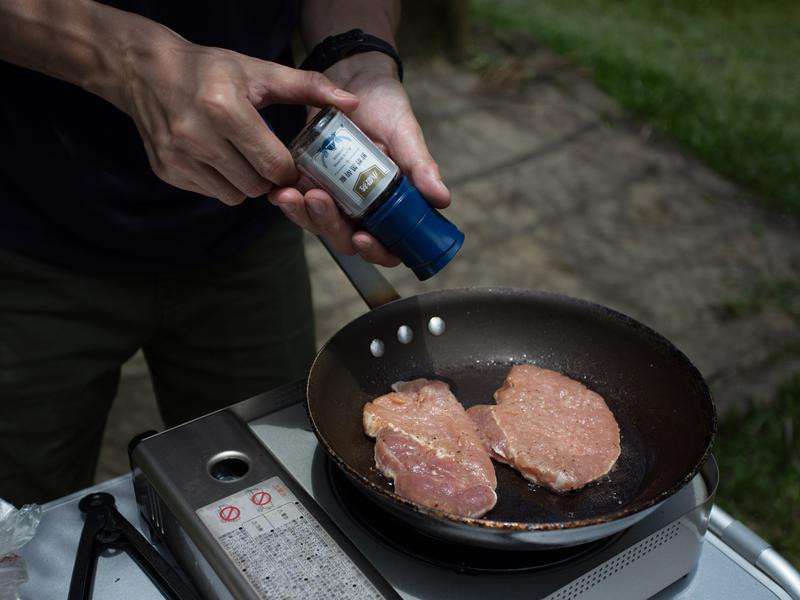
[115,31,359,205]
[269,53,450,267]
[0,0,360,206]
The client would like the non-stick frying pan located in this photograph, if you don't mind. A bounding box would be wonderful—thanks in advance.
[306,247,716,550]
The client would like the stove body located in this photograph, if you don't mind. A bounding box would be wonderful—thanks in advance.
[131,386,717,600]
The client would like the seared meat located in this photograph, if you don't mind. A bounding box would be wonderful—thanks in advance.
[363,379,497,517]
[468,365,620,492]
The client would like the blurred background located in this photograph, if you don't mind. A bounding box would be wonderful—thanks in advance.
[98,0,800,565]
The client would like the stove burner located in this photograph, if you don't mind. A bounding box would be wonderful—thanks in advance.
[326,459,621,575]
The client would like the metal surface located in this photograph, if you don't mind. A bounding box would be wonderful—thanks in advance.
[370,338,385,357]
[18,394,799,600]
[67,493,198,600]
[427,316,445,336]
[136,390,714,599]
[227,379,307,424]
[255,400,713,599]
[130,402,400,600]
[326,458,626,574]
[249,399,793,600]
[396,325,413,344]
[19,458,796,600]
[711,506,800,599]
[132,412,275,600]
[306,287,717,549]
[757,551,800,600]
[20,475,168,600]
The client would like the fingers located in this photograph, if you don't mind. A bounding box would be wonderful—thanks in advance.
[257,64,359,112]
[352,231,402,267]
[191,162,247,206]
[304,189,356,254]
[147,137,246,205]
[269,188,356,254]
[268,187,319,234]
[206,98,299,187]
[269,183,401,267]
[133,48,364,206]
[206,139,273,198]
[172,125,273,198]
[150,104,274,202]
[388,116,450,209]
[153,169,208,198]
[270,193,400,266]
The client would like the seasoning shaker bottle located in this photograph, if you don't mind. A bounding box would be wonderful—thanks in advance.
[290,107,464,281]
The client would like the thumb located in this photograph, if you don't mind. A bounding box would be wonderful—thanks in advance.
[257,64,359,111]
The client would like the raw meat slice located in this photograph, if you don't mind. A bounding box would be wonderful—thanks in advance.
[363,379,497,517]
[468,365,620,492]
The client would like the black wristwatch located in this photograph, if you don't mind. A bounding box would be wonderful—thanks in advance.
[300,29,404,82]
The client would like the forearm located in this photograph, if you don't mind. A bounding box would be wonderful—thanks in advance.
[300,0,399,47]
[0,0,173,109]
[300,0,400,84]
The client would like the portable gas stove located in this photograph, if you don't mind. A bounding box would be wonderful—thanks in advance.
[128,383,799,600]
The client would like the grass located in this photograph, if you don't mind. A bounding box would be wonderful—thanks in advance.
[470,0,800,215]
[718,278,800,321]
[715,277,800,566]
[715,375,800,567]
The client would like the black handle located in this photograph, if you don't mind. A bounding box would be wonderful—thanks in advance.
[67,506,103,600]
[68,493,200,600]
[112,507,200,600]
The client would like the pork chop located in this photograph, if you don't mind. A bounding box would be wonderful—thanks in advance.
[362,379,497,517]
[467,365,620,492]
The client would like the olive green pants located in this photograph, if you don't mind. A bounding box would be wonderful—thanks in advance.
[0,221,315,506]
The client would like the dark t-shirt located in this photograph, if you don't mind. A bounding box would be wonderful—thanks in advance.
[0,1,304,272]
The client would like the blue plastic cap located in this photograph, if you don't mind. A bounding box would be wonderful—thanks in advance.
[361,176,465,281]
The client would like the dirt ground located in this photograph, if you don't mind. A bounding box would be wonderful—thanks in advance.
[96,54,800,483]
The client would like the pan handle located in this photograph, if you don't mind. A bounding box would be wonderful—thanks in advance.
[317,236,401,310]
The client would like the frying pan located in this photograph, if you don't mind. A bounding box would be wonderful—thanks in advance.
[306,245,716,550]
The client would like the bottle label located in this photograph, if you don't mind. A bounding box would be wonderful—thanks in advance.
[354,164,388,200]
[312,125,391,211]
[293,109,399,217]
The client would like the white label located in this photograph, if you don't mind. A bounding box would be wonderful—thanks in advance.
[313,126,388,201]
[196,476,384,599]
[297,110,399,217]
[313,127,367,175]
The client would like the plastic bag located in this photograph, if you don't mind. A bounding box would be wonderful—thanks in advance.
[0,499,41,600]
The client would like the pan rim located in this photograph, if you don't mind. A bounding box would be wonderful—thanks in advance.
[306,286,717,532]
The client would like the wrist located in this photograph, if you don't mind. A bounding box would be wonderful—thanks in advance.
[324,52,398,88]
[83,9,182,111]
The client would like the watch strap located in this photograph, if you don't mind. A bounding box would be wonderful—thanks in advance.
[300,29,404,82]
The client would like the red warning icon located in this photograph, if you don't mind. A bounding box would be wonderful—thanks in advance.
[250,490,272,506]
[218,505,241,523]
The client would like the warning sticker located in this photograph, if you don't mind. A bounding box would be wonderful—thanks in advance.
[218,505,241,522]
[250,490,271,506]
[196,476,384,599]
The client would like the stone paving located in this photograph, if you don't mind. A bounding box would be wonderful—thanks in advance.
[96,55,800,483]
